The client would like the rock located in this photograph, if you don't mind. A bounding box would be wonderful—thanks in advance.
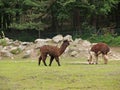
[34,39,49,48]
[10,47,21,54]
[0,36,119,60]
[13,40,21,46]
[35,39,47,43]
[74,38,83,44]
[52,35,63,43]
[69,46,78,52]
[22,49,33,58]
[18,45,26,51]
[3,46,15,51]
[0,49,13,58]
[70,51,78,57]
[64,35,73,42]
[81,40,91,47]
[4,37,10,43]
[10,47,18,51]
[35,42,47,49]
[22,42,31,46]
[35,38,52,43]
[4,37,13,45]
[0,46,3,50]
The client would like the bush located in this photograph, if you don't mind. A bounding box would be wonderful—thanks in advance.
[81,22,96,38]
[111,36,120,46]
[89,34,120,46]
[0,39,7,46]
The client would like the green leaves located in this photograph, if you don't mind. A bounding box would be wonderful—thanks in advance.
[0,0,120,39]
[23,0,41,7]
[10,22,45,30]
[89,0,120,15]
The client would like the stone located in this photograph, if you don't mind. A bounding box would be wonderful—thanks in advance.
[64,35,73,42]
[1,49,13,58]
[22,49,33,58]
[52,35,63,43]
[82,40,91,47]
[70,51,78,57]
[74,38,83,44]
[22,42,31,46]
[18,45,26,51]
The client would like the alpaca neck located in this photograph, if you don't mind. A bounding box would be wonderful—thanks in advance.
[59,43,68,56]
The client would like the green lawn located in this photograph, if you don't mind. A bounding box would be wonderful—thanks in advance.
[0,57,120,90]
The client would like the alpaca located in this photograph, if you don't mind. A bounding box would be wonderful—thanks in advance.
[88,43,110,64]
[38,40,70,66]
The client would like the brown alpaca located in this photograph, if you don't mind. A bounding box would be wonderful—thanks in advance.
[88,43,110,64]
[38,40,70,66]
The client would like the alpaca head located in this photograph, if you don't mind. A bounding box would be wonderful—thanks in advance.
[87,51,95,64]
[63,40,70,47]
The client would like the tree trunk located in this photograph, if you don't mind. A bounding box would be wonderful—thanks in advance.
[73,8,81,34]
[3,14,7,29]
[51,9,59,34]
[38,30,41,38]
[0,14,2,29]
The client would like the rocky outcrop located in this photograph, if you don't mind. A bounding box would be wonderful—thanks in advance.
[0,34,120,60]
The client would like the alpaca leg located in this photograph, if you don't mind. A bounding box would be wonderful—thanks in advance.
[95,54,98,64]
[42,55,47,66]
[55,57,60,66]
[103,54,108,64]
[88,51,95,64]
[88,55,92,64]
[49,56,54,66]
[38,56,42,66]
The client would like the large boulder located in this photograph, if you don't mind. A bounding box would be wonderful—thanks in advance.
[22,49,36,58]
[35,38,52,43]
[34,39,47,48]
[22,50,32,58]
[13,40,21,46]
[70,51,78,57]
[52,35,64,43]
[18,45,26,51]
[74,38,83,44]
[81,40,91,47]
[64,35,73,42]
[21,42,32,46]
[10,47,21,54]
[0,49,14,59]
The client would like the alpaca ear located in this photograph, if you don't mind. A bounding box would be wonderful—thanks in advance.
[63,40,68,42]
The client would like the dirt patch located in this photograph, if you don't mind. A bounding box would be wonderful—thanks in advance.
[109,47,120,60]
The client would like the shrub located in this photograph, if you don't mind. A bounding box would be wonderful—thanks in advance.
[0,39,7,46]
[111,36,120,46]
[89,34,120,46]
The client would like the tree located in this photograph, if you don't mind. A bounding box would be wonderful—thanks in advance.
[0,0,120,39]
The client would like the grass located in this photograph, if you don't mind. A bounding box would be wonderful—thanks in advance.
[0,57,120,90]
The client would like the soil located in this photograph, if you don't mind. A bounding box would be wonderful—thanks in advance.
[111,47,120,53]
[109,47,120,60]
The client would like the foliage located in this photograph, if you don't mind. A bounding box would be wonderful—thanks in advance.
[0,0,120,43]
[0,38,7,46]
[81,22,96,38]
[10,22,45,30]
[89,34,120,46]
[89,0,120,15]
[110,36,120,46]
[0,31,7,46]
